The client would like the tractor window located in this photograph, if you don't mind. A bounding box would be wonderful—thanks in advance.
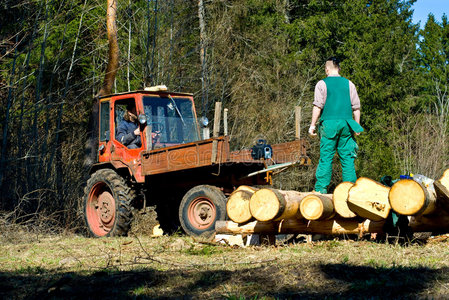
[143,96,199,144]
[114,98,141,148]
[100,101,110,142]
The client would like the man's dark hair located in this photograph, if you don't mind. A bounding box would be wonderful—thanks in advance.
[327,56,340,68]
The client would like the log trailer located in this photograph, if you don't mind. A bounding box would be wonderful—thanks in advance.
[83,86,310,238]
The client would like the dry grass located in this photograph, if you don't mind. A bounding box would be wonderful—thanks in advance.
[2,227,449,299]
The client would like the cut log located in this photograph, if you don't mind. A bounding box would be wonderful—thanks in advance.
[215,219,385,235]
[333,182,356,218]
[409,213,449,232]
[389,179,436,216]
[279,218,385,235]
[434,169,449,210]
[227,188,256,223]
[215,220,277,235]
[347,177,391,221]
[299,194,334,220]
[249,188,304,221]
[235,185,259,194]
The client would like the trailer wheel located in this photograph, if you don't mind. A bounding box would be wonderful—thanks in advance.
[84,169,133,237]
[179,185,226,239]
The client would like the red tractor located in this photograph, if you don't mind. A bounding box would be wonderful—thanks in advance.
[83,86,310,238]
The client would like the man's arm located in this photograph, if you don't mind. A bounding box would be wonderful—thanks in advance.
[116,122,137,145]
[309,80,326,136]
[309,105,322,136]
[353,109,360,124]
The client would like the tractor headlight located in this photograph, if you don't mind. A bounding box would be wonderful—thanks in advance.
[138,114,147,125]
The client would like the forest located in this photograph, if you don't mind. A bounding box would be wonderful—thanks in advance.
[0,0,448,230]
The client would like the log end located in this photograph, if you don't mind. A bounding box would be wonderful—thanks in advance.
[333,182,356,218]
[347,177,391,221]
[300,194,334,220]
[249,189,283,222]
[389,179,426,216]
[227,190,253,223]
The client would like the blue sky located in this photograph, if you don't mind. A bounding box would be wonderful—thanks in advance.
[412,0,448,27]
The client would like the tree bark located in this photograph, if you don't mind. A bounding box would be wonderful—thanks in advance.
[98,0,119,97]
[333,182,356,218]
[347,177,391,221]
[409,212,449,232]
[215,219,386,235]
[198,0,208,115]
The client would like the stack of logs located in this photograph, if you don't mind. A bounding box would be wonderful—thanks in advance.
[216,169,449,237]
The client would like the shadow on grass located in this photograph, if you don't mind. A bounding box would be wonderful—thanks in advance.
[317,263,449,298]
[1,264,448,299]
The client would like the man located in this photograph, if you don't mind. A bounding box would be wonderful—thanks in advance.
[116,105,142,149]
[309,57,363,194]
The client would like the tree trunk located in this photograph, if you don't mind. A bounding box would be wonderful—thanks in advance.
[198,0,208,115]
[347,177,391,221]
[249,188,306,222]
[299,194,334,220]
[227,187,257,224]
[333,182,356,218]
[98,0,119,97]
[389,179,436,216]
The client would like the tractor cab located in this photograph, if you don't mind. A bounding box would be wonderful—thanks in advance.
[97,86,201,165]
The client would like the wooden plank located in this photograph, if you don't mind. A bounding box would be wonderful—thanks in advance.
[224,108,228,136]
[211,102,222,163]
[295,106,301,140]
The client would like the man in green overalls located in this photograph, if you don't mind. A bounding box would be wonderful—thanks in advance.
[308,57,363,194]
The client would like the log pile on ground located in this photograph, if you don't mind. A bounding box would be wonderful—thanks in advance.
[217,170,449,237]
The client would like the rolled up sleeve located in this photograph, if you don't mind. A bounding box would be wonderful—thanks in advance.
[313,80,327,108]
[349,80,361,110]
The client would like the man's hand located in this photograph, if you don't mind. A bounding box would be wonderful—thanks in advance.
[308,125,317,136]
[134,127,140,136]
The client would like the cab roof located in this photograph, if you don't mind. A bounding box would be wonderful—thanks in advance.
[98,89,194,100]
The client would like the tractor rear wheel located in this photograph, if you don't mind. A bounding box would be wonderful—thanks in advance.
[84,169,133,237]
[179,185,226,239]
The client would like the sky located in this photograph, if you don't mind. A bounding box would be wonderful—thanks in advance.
[412,0,448,28]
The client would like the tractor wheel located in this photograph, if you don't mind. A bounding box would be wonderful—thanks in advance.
[179,185,226,239]
[84,169,134,237]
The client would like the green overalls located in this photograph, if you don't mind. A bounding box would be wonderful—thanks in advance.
[314,76,363,194]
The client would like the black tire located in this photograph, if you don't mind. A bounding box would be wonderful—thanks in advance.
[84,169,134,237]
[179,185,226,239]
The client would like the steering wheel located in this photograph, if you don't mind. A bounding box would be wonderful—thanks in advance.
[149,121,164,133]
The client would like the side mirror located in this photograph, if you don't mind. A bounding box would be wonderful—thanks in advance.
[138,114,147,125]
[199,116,209,128]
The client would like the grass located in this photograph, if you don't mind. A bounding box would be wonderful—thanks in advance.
[2,228,449,299]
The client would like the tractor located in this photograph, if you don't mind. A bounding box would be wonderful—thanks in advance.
[83,85,310,238]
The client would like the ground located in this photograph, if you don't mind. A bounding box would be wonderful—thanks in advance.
[1,223,449,299]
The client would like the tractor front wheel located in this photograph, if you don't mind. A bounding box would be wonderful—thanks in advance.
[179,185,226,239]
[84,169,133,237]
